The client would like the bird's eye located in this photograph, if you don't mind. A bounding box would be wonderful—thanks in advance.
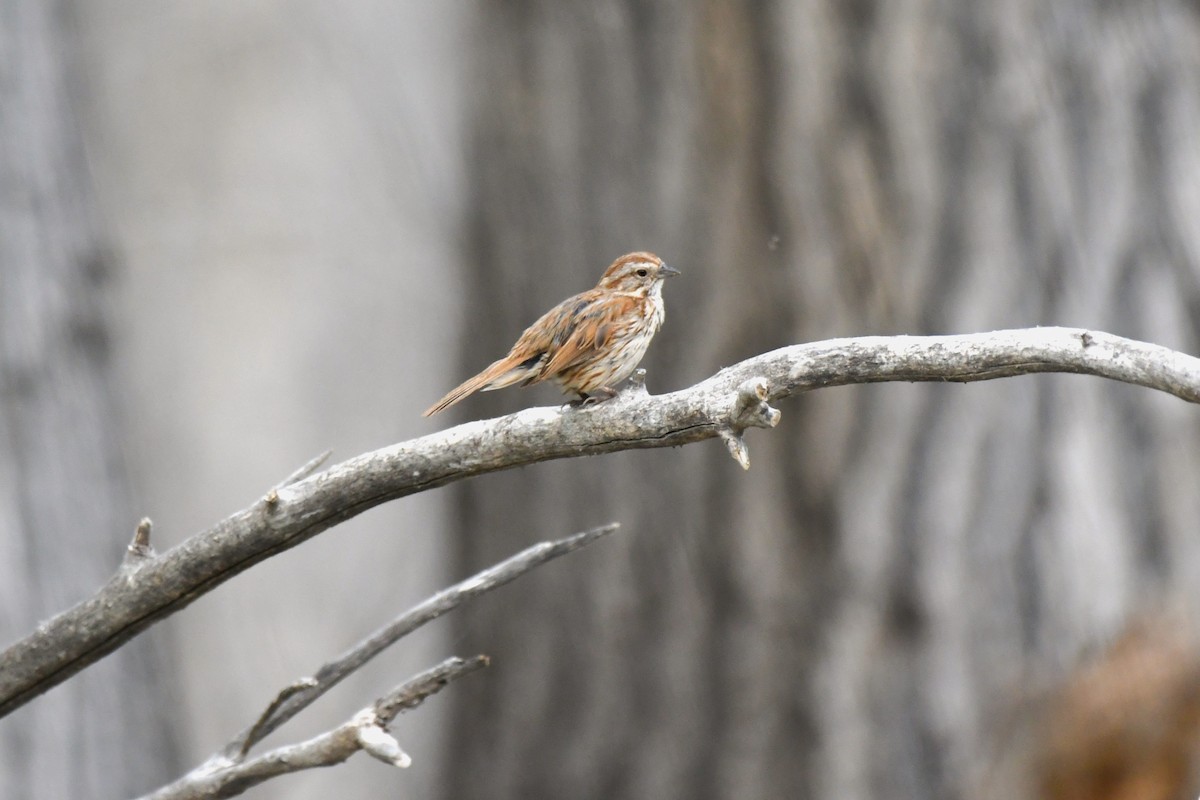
[636,268,649,277]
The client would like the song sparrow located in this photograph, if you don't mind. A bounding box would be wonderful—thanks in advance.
[423,252,679,416]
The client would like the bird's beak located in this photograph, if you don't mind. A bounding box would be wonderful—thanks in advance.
[660,263,681,278]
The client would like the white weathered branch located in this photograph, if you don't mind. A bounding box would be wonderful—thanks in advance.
[3,327,1198,716]
[143,525,614,799]
[225,523,619,758]
[142,656,488,800]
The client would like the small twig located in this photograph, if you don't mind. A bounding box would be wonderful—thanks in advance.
[239,678,318,759]
[142,656,488,800]
[264,450,334,508]
[374,654,490,724]
[149,523,610,797]
[279,450,334,488]
[718,378,781,469]
[224,522,619,758]
[122,518,155,566]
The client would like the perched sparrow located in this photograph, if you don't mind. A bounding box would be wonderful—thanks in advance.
[423,252,679,416]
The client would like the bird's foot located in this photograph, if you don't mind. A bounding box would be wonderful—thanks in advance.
[566,386,620,409]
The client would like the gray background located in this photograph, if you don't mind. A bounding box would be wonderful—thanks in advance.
[4,2,1200,799]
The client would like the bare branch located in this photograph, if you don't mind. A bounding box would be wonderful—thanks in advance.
[155,526,611,798]
[4,327,1198,716]
[226,522,619,758]
[142,656,488,800]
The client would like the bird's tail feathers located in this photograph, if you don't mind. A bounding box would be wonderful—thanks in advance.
[422,356,536,416]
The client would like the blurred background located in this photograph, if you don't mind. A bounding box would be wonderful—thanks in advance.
[4,1,1200,799]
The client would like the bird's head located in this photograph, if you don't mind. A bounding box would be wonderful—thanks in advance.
[597,252,680,294]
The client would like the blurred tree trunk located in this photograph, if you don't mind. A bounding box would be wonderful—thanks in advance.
[443,1,1200,799]
[0,1,182,796]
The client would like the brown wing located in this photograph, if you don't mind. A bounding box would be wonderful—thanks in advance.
[423,287,633,414]
[504,292,589,369]
[534,293,640,381]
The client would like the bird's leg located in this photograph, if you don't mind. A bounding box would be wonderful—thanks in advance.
[580,386,619,407]
[564,386,620,409]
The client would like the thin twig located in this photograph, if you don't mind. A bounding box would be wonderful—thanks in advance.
[226,522,619,757]
[122,518,155,566]
[143,656,488,800]
[278,450,333,488]
[264,450,334,508]
[238,679,317,759]
[373,654,490,724]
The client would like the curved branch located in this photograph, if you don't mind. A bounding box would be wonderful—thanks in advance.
[226,523,618,758]
[2,327,1197,716]
[143,525,615,800]
[142,655,489,800]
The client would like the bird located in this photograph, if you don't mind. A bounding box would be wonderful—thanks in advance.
[423,252,680,416]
